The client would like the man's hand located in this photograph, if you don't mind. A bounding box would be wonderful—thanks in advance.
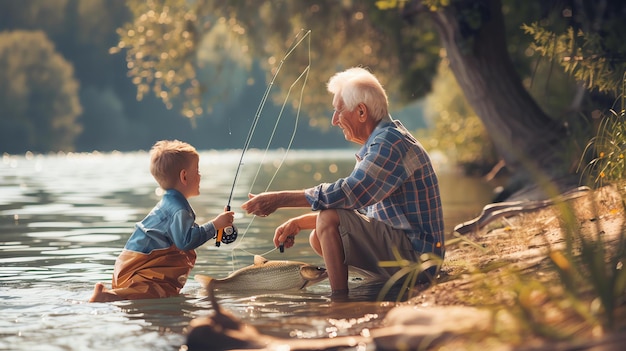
[241,192,278,218]
[274,218,300,249]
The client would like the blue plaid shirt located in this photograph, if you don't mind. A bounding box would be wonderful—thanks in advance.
[305,119,444,256]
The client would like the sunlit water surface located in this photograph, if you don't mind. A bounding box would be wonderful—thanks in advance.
[0,150,496,350]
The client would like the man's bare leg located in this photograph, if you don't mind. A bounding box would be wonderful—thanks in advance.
[309,230,322,256]
[315,209,348,296]
[89,282,124,303]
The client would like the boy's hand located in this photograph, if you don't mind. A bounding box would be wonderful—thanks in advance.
[214,211,235,230]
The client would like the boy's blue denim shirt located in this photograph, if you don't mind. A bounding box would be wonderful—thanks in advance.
[124,189,216,254]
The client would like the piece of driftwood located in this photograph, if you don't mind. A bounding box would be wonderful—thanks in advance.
[454,186,591,234]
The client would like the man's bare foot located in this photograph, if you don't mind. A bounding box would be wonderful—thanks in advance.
[89,282,123,303]
[329,289,349,302]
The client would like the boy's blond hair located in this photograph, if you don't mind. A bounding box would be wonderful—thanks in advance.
[149,140,199,189]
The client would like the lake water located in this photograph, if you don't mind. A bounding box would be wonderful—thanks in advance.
[0,149,497,351]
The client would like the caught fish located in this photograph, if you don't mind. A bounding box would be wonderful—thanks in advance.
[194,255,327,292]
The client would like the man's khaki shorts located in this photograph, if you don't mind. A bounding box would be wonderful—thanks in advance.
[336,209,428,279]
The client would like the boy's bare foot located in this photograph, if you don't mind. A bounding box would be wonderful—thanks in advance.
[89,282,123,302]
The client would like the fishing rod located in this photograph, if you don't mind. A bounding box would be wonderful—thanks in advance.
[215,29,311,247]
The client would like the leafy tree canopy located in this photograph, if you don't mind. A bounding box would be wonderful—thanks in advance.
[522,0,626,97]
[114,0,441,128]
[117,0,625,127]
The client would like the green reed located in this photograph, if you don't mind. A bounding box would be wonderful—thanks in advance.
[578,76,626,187]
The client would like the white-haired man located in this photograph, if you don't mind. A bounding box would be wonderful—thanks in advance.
[242,67,444,298]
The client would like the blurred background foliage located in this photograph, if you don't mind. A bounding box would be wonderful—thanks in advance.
[0,0,624,179]
[0,0,349,154]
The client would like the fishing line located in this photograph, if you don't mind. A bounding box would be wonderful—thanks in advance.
[232,54,311,260]
[214,29,311,262]
[245,35,311,194]
[231,30,311,258]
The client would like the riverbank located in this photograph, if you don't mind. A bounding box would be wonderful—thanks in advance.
[399,184,626,350]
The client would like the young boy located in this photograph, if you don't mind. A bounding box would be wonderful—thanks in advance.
[89,140,235,302]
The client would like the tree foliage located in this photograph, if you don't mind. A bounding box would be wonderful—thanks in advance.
[0,30,82,153]
[522,1,626,97]
[0,0,354,153]
[115,0,441,128]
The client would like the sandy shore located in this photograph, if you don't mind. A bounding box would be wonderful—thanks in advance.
[402,184,626,350]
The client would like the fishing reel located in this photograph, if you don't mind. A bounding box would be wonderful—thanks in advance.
[215,224,238,247]
[215,205,238,247]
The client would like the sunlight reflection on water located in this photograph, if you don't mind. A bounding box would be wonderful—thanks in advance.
[0,150,496,350]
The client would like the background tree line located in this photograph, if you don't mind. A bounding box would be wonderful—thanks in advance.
[0,0,353,154]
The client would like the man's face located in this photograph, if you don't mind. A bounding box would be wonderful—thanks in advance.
[331,97,360,144]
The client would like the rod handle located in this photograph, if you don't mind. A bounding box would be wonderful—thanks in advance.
[215,205,231,247]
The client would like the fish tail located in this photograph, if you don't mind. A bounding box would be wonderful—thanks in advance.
[194,274,222,314]
[194,274,214,289]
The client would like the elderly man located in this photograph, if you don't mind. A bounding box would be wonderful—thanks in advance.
[241,67,444,297]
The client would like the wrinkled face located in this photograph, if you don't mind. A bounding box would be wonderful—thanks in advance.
[331,97,361,144]
[299,265,328,288]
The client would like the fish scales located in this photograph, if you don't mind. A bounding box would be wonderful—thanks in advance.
[215,261,308,290]
[195,255,327,292]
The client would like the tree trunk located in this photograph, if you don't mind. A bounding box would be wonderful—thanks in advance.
[426,0,574,197]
